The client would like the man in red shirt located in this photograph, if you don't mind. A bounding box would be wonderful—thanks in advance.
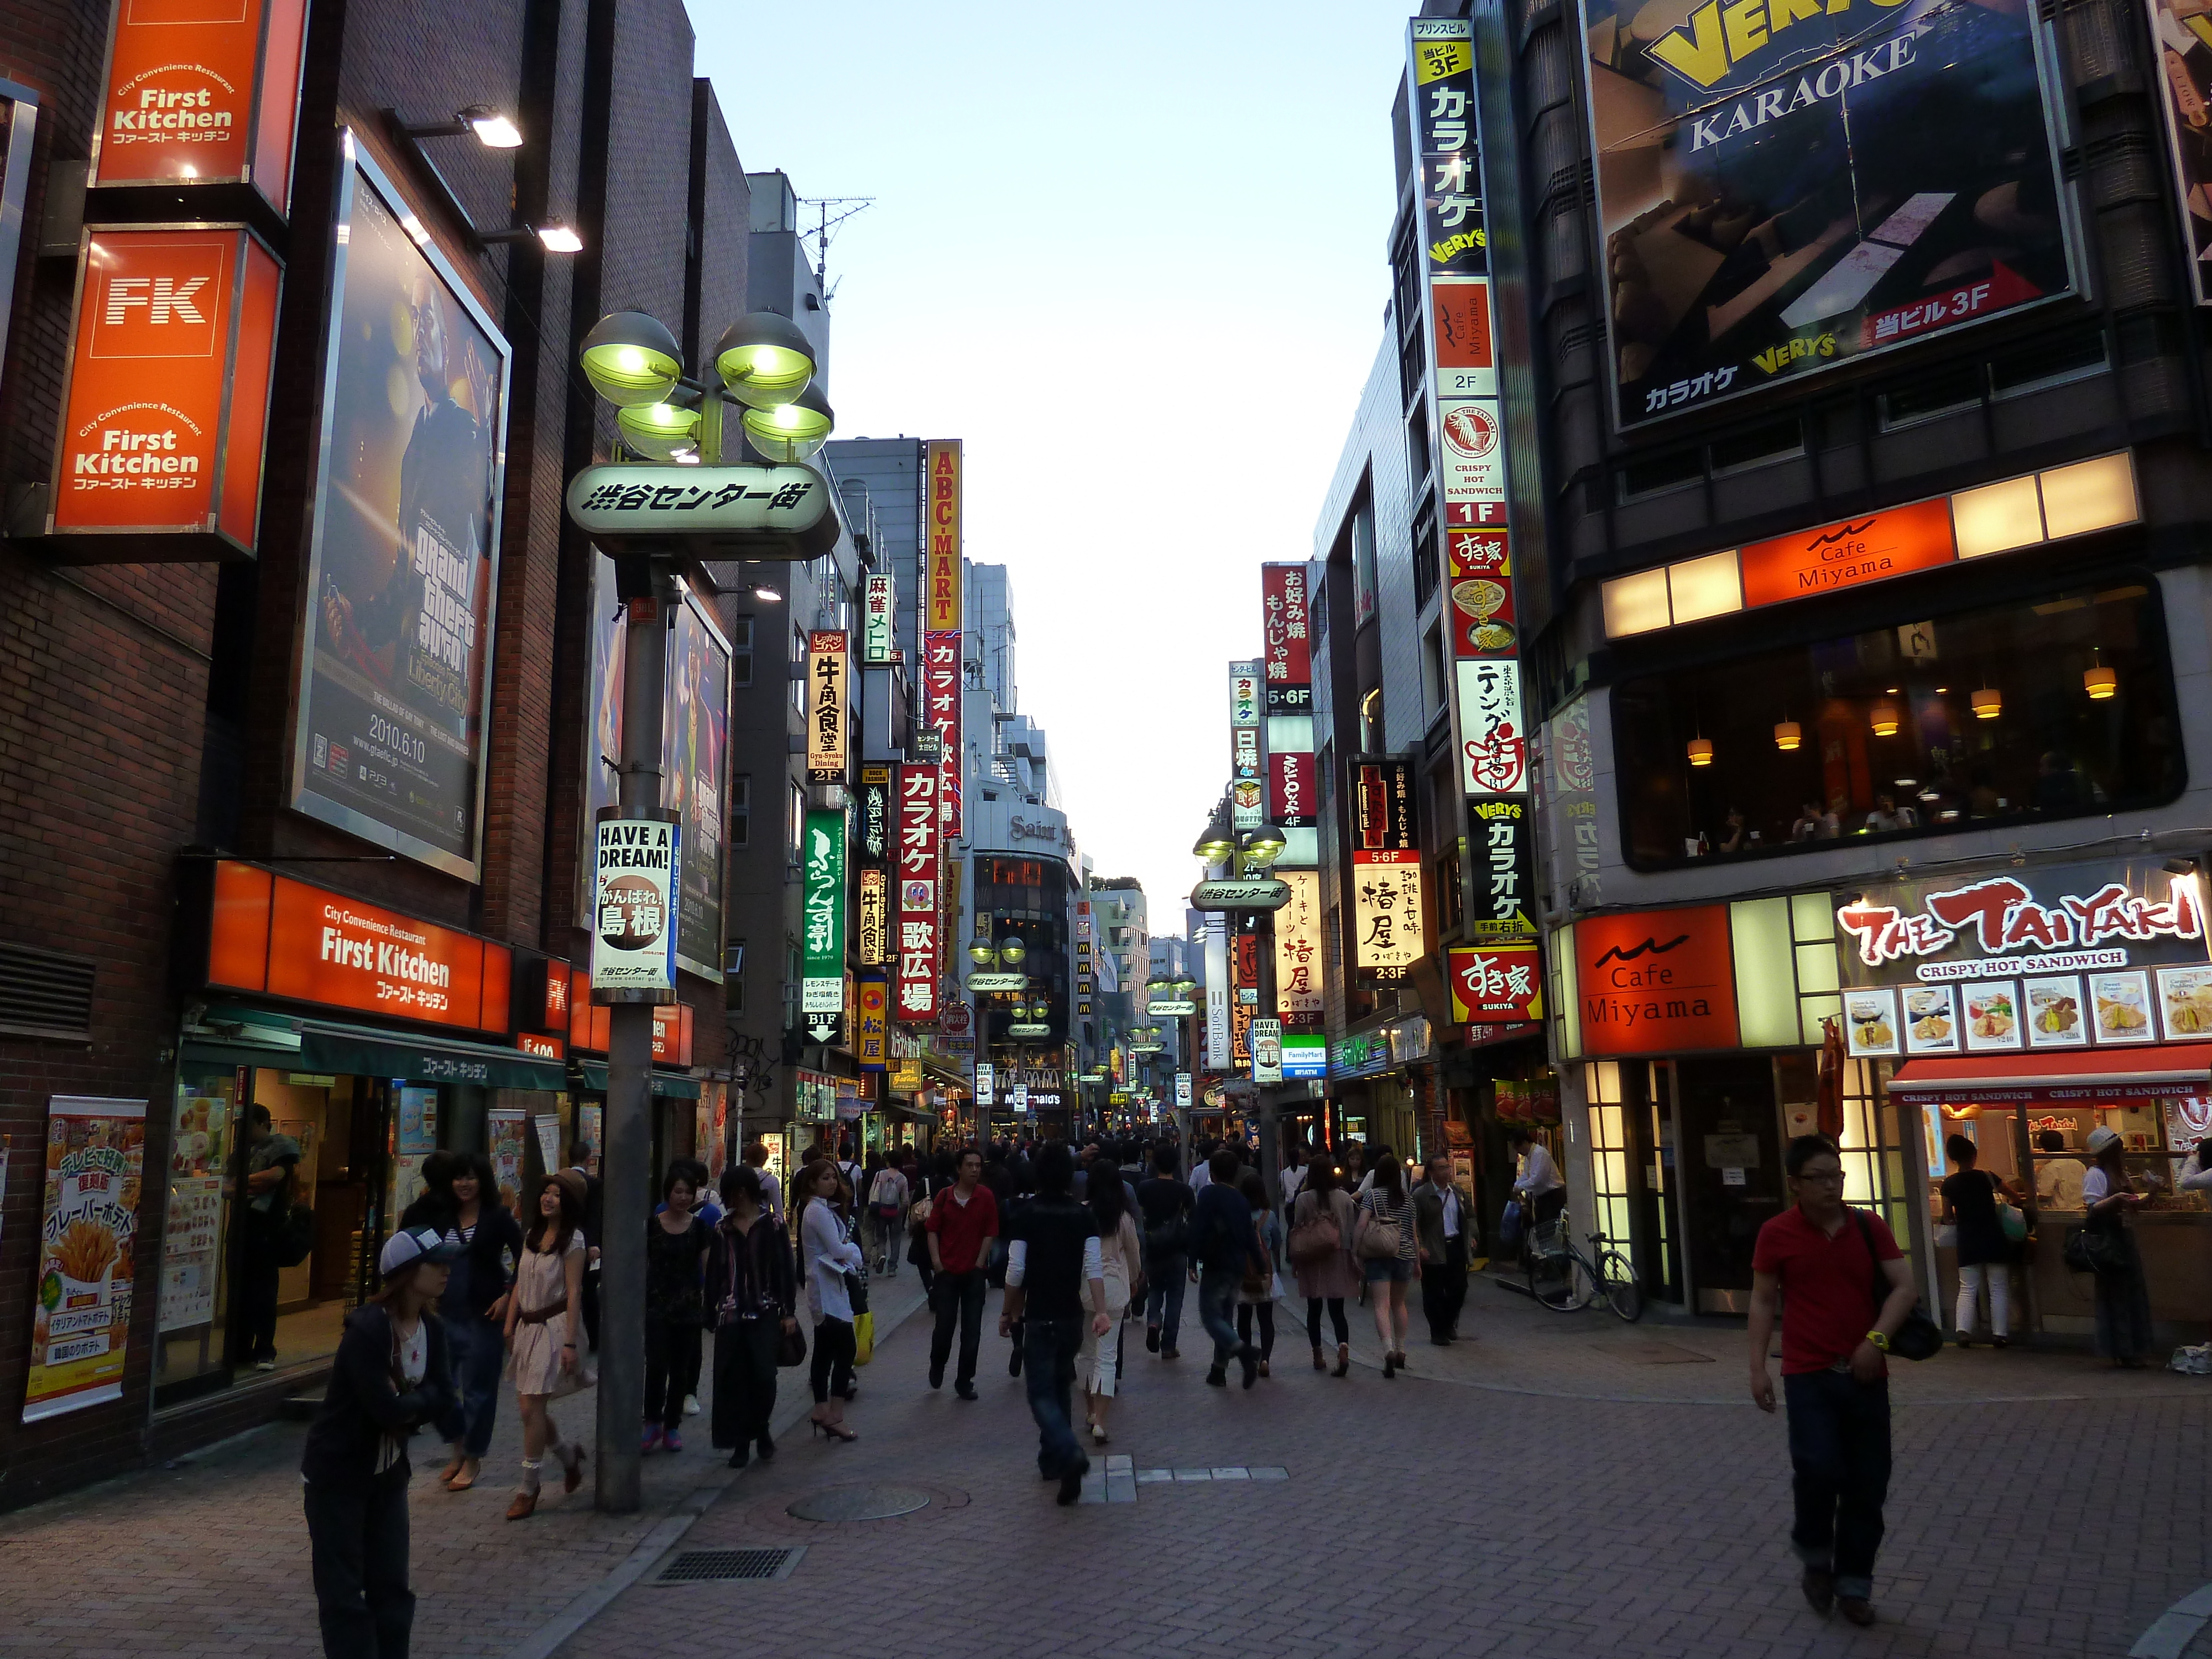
[1749,1135,1917,1629]
[926,1147,999,1400]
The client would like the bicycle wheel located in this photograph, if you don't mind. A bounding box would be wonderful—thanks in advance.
[1599,1250,1644,1323]
[1532,1249,1593,1311]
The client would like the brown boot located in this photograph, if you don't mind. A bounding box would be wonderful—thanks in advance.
[1311,1345,1325,1371]
[1334,1343,1350,1378]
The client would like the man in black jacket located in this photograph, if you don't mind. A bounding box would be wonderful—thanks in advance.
[1190,1149,1269,1388]
[301,1225,461,1659]
[999,1144,1107,1505]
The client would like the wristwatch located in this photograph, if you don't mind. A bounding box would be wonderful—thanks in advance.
[1865,1329,1891,1353]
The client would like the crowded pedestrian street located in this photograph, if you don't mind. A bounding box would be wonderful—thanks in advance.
[1,1252,2204,1659]
[8,2,2212,1655]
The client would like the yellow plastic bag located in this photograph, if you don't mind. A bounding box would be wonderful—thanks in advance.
[853,1309,874,1366]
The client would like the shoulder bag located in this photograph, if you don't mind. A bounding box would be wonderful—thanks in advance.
[1353,1192,1402,1261]
[2062,1216,2131,1275]
[1286,1195,1342,1267]
[1851,1209,1942,1361]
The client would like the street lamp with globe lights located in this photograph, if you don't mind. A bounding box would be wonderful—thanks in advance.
[565,300,837,1516]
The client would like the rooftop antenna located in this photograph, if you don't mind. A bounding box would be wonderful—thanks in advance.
[796,195,874,303]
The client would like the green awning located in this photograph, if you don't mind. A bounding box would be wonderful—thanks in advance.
[574,1062,701,1100]
[297,1021,568,1092]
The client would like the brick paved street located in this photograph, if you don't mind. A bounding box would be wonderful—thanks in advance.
[3,1274,2208,1659]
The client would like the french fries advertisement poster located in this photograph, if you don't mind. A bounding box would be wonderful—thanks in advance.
[26,1097,147,1423]
[1580,0,2074,427]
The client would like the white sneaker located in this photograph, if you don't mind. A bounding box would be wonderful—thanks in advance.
[254,1359,276,1373]
[682,1394,701,1416]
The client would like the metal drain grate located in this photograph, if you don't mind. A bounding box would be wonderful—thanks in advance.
[654,1547,804,1584]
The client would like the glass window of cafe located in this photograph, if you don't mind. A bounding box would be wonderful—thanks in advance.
[158,1065,560,1403]
[1613,578,2182,869]
[1910,1089,2212,1333]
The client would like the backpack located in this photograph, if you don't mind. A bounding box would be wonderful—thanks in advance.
[272,1203,316,1267]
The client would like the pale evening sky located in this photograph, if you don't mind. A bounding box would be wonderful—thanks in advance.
[692,1,1413,928]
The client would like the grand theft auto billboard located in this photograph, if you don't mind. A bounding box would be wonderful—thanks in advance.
[1580,0,2076,429]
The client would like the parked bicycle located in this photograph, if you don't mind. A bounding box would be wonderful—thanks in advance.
[1525,1220,1642,1321]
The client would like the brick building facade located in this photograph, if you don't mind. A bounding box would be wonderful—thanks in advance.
[0,0,773,1506]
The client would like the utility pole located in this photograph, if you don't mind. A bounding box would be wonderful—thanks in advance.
[596,551,676,1514]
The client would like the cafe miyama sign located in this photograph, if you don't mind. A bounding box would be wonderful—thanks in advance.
[1837,862,2206,982]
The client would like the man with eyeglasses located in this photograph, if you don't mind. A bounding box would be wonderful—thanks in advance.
[1748,1135,1917,1630]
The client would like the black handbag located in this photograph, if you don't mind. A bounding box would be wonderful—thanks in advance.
[1853,1210,1942,1361]
[2063,1219,2130,1275]
[776,1321,807,1368]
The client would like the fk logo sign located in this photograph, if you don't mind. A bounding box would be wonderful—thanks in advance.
[87,239,226,360]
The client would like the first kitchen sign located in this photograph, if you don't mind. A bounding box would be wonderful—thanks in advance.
[49,227,282,559]
[591,813,681,999]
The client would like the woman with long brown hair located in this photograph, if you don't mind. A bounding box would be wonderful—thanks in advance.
[1357,1144,1418,1377]
[502,1171,589,1518]
[1289,1156,1359,1376]
[2081,1125,2153,1367]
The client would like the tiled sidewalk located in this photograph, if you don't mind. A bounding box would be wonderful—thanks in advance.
[0,1267,932,1659]
[1,1261,2205,1659]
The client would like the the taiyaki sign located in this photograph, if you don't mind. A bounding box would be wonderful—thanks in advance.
[1834,862,2212,1058]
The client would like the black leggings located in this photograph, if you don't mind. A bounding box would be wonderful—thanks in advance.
[810,1315,855,1405]
[1306,1297,1348,1346]
[643,1318,701,1431]
[1235,1302,1275,1360]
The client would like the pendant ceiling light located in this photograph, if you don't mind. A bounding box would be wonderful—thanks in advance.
[1971,686,2002,720]
[1686,736,1714,767]
[2084,649,2117,700]
[1773,718,1802,752]
[1869,700,1901,737]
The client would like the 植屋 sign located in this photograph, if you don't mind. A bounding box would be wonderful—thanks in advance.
[591,813,680,996]
[1835,860,2212,1057]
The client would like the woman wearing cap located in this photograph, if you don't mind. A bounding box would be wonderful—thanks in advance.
[400,1150,522,1494]
[2083,1124,2154,1368]
[300,1224,461,1658]
[503,1171,590,1518]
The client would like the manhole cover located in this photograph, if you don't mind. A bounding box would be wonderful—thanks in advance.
[786,1484,933,1522]
[655,1547,804,1584]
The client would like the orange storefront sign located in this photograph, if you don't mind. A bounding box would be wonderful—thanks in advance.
[1738,497,1955,610]
[518,1031,565,1060]
[563,964,691,1063]
[49,226,280,554]
[1574,905,1739,1056]
[207,860,513,1034]
[92,0,310,211]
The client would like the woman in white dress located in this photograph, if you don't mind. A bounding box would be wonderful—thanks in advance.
[1079,1165,1142,1444]
[500,1171,588,1519]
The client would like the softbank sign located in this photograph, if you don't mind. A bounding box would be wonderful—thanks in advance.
[50,227,281,551]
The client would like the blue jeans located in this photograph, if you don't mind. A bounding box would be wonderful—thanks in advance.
[1021,1314,1084,1478]
[434,1314,505,1458]
[1196,1265,1243,1370]
[1783,1370,1891,1600]
[1144,1251,1187,1349]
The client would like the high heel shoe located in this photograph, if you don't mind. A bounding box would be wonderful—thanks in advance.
[561,1448,586,1494]
[439,1450,466,1486]
[810,1415,859,1442]
[1383,1352,1397,1379]
[1258,1359,1270,1378]
[1334,1343,1350,1378]
[447,1457,479,1493]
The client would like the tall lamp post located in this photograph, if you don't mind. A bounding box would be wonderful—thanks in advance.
[567,306,838,1513]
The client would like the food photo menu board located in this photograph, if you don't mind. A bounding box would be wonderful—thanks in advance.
[1838,862,2212,1057]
